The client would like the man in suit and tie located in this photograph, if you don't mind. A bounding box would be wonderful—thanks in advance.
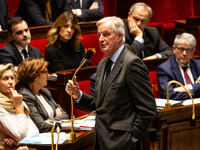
[0,16,42,71]
[125,2,174,60]
[69,0,104,22]
[157,32,200,100]
[65,16,156,150]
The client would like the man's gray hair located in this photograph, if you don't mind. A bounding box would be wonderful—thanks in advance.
[130,2,153,19]
[174,32,196,49]
[96,16,125,43]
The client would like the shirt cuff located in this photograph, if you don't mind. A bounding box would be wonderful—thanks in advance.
[154,53,162,58]
[76,9,82,18]
[187,84,194,95]
[75,91,83,103]
[134,37,144,44]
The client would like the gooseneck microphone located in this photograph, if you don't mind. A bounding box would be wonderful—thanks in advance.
[55,122,62,133]
[70,49,94,141]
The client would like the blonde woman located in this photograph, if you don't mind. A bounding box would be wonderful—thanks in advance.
[0,63,39,150]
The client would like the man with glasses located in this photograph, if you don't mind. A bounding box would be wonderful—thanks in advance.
[125,2,174,60]
[156,32,200,100]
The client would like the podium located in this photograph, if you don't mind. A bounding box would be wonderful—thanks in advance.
[25,129,94,150]
[143,104,200,150]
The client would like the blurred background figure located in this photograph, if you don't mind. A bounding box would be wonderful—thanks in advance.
[68,0,104,22]
[0,0,10,31]
[15,0,71,27]
[18,58,69,133]
[45,11,92,73]
[0,63,39,149]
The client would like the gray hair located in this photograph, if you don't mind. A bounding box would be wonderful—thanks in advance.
[174,33,196,50]
[96,16,125,43]
[130,2,153,19]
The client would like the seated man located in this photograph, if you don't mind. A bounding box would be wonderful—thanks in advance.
[0,16,42,71]
[0,0,10,30]
[68,0,104,22]
[125,2,174,60]
[157,33,200,100]
[15,0,71,27]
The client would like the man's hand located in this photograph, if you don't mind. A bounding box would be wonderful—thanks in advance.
[89,2,99,9]
[128,16,143,38]
[72,9,77,16]
[195,76,200,83]
[56,108,62,117]
[142,55,157,60]
[174,86,189,93]
[65,76,80,99]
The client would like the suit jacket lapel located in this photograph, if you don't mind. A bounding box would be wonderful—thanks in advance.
[190,59,198,80]
[96,48,126,107]
[11,42,23,62]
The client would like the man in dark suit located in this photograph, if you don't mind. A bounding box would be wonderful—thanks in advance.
[68,0,104,22]
[0,0,10,30]
[157,33,200,100]
[14,0,71,27]
[0,16,42,71]
[125,2,174,60]
[66,16,156,150]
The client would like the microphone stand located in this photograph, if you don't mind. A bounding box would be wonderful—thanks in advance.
[165,80,195,126]
[69,58,88,141]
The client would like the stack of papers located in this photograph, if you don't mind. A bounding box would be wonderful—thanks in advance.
[19,132,69,145]
[155,98,182,109]
[61,115,96,130]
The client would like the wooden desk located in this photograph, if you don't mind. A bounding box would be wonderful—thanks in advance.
[143,104,200,150]
[174,16,200,39]
[26,130,94,150]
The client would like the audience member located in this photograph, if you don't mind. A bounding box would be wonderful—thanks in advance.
[0,0,10,31]
[0,63,39,149]
[0,16,42,72]
[18,58,69,133]
[125,2,174,60]
[157,33,200,100]
[68,0,104,22]
[45,12,92,73]
[15,0,71,27]
[65,16,156,150]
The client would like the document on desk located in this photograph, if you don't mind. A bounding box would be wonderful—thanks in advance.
[155,98,182,108]
[182,98,200,105]
[18,132,69,145]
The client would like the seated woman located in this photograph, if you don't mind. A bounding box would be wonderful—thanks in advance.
[0,63,39,149]
[17,58,69,133]
[45,11,92,73]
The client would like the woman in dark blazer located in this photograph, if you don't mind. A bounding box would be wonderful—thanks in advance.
[17,58,69,133]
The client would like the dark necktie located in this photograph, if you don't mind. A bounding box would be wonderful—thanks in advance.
[22,49,28,59]
[182,66,192,84]
[76,0,80,8]
[105,58,113,81]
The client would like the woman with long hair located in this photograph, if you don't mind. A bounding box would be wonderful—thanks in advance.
[45,11,91,73]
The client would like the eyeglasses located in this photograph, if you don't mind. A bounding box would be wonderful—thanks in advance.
[176,47,194,54]
[40,70,49,74]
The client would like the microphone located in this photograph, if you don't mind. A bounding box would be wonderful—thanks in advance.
[85,49,94,59]
[149,129,157,150]
[166,80,196,126]
[55,122,62,133]
[96,107,107,115]
[69,49,94,141]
